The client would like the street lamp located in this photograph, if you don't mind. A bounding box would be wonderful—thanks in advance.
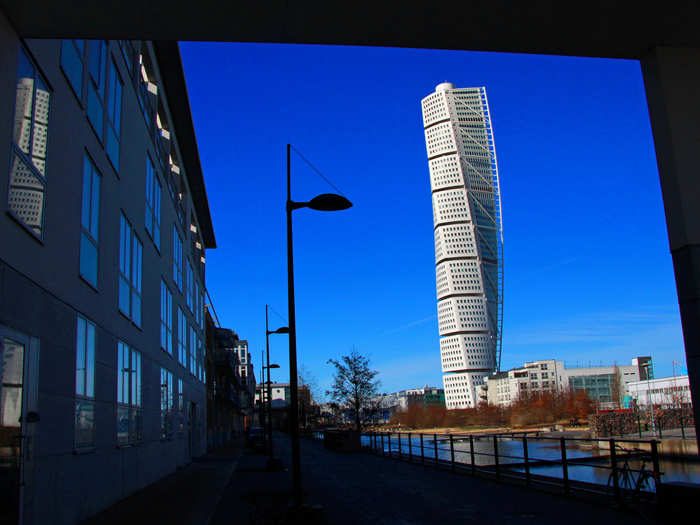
[286,143,352,506]
[263,363,281,449]
[265,304,288,459]
[642,361,655,436]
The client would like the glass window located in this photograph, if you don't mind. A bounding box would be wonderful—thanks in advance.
[177,307,187,367]
[173,226,183,291]
[200,290,205,330]
[117,342,142,443]
[189,325,196,376]
[87,40,107,141]
[194,279,199,325]
[8,47,50,237]
[118,40,137,78]
[161,280,173,355]
[160,368,174,438]
[75,315,96,448]
[118,213,142,326]
[60,40,84,99]
[79,155,101,286]
[145,156,161,249]
[186,261,193,311]
[106,58,122,170]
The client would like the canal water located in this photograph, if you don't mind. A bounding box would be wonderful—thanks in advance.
[361,434,700,489]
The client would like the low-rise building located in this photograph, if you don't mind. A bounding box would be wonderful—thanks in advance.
[370,386,446,423]
[485,357,652,409]
[627,375,692,408]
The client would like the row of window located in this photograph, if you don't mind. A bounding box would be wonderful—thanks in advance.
[10,41,204,289]
[75,314,194,448]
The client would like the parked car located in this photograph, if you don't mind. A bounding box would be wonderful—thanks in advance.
[247,426,266,451]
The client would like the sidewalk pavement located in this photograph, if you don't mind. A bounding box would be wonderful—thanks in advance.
[212,434,659,525]
[81,434,663,525]
[79,440,244,525]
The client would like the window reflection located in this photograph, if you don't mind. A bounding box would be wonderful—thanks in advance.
[1,337,24,428]
[74,399,95,448]
[9,48,50,237]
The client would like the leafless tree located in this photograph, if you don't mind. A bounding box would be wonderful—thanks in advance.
[327,349,380,431]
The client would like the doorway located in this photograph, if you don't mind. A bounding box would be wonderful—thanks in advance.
[0,327,39,525]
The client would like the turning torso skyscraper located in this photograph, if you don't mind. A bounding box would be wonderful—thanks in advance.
[421,83,504,409]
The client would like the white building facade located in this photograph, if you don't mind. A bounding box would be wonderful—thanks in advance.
[421,83,504,409]
[627,375,692,408]
[485,360,565,405]
[485,357,650,409]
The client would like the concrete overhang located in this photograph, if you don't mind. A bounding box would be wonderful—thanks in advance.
[2,2,700,59]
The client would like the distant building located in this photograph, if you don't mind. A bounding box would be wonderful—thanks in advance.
[233,339,256,427]
[485,359,565,406]
[208,322,245,448]
[485,357,652,409]
[371,386,446,423]
[627,375,692,408]
[255,382,291,408]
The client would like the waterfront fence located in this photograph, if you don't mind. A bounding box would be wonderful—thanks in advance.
[360,431,662,504]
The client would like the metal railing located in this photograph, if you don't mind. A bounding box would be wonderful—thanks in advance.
[362,431,662,503]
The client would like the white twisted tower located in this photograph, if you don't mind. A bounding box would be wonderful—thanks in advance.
[421,83,504,409]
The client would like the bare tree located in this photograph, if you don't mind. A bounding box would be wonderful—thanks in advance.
[327,349,380,431]
[298,366,320,429]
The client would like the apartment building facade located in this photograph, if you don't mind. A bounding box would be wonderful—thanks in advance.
[485,358,650,409]
[0,18,215,524]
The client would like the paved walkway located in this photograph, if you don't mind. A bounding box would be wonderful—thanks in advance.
[81,434,663,524]
[79,441,244,525]
[212,435,658,525]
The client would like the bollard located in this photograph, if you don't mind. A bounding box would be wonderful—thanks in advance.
[609,438,620,503]
[651,440,662,504]
[561,437,569,495]
[420,433,424,465]
[398,432,402,459]
[470,435,476,474]
[523,436,530,486]
[450,434,455,472]
[388,433,392,458]
[493,435,500,481]
[434,434,438,466]
[381,433,384,456]
[408,432,413,462]
[681,414,686,440]
[637,413,642,438]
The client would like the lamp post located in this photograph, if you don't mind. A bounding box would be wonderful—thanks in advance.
[262,362,280,458]
[286,143,352,506]
[642,361,655,436]
[265,304,288,459]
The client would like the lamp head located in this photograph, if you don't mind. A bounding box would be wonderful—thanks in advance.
[274,327,290,334]
[307,193,353,211]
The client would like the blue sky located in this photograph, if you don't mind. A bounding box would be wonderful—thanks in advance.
[180,43,687,399]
